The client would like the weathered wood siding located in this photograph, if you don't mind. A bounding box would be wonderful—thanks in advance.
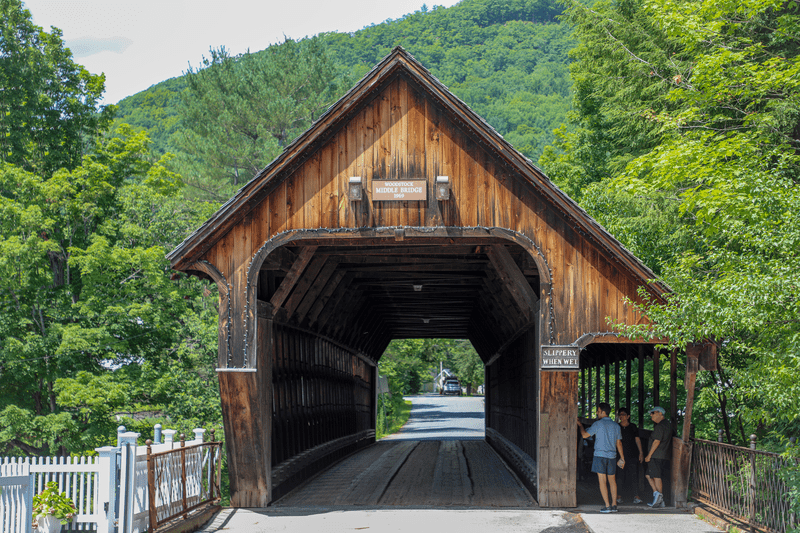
[199,75,649,353]
[193,71,655,507]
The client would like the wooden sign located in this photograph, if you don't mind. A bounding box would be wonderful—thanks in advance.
[541,345,580,370]
[373,180,426,200]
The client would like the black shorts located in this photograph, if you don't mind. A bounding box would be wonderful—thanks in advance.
[646,458,668,479]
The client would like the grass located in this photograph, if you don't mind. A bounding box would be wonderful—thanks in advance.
[377,399,412,439]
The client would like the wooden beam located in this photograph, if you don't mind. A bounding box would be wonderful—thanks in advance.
[653,346,660,408]
[282,254,329,319]
[625,348,632,412]
[260,246,297,272]
[638,345,645,427]
[487,245,537,321]
[670,348,678,425]
[306,271,351,328]
[270,246,318,310]
[293,260,340,325]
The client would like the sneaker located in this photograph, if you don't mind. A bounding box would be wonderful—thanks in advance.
[648,491,661,507]
[611,505,618,512]
[617,497,623,504]
[655,492,664,506]
[633,496,643,504]
[600,506,612,513]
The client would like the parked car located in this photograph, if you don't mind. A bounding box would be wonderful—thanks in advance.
[442,378,462,395]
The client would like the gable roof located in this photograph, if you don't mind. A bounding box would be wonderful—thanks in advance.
[167,46,667,298]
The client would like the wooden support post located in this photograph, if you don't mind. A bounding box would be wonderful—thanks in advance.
[604,354,610,404]
[587,366,593,417]
[653,347,660,408]
[218,316,273,507]
[538,369,578,507]
[670,348,678,425]
[614,353,620,411]
[638,346,645,427]
[595,361,600,410]
[625,349,632,411]
[672,347,700,509]
[580,367,586,418]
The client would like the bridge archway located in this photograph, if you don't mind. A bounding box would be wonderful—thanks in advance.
[166,48,711,508]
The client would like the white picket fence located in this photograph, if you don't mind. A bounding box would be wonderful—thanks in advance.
[0,427,210,533]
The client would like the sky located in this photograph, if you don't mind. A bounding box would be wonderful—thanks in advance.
[24,0,462,105]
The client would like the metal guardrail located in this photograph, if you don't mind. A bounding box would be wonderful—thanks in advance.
[145,433,222,533]
[691,437,798,533]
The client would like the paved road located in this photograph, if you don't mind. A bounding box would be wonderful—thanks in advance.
[383,394,485,441]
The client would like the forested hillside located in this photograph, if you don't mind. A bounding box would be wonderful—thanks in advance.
[115,0,574,199]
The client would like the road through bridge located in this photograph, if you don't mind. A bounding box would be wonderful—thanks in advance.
[274,395,532,508]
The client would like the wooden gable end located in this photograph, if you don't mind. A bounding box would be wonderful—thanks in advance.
[192,70,655,350]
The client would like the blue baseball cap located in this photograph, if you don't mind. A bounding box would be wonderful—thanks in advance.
[649,406,666,415]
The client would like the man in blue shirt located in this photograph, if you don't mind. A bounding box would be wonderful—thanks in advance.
[578,402,625,513]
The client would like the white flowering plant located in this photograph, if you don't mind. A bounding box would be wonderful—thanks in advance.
[32,482,77,524]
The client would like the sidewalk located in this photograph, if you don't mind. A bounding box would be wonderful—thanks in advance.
[198,505,721,533]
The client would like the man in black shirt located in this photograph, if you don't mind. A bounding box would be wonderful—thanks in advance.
[644,406,673,508]
[616,407,644,504]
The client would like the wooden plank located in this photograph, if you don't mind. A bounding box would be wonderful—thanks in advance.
[303,153,321,230]
[538,369,578,507]
[487,245,537,321]
[218,316,273,507]
[282,254,329,319]
[307,270,349,328]
[293,260,339,325]
[319,142,338,229]
[269,246,318,310]
[638,345,645,427]
[653,347,660,408]
[362,98,375,228]
[670,348,678,425]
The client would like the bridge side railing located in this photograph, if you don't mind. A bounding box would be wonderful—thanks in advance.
[691,436,798,533]
[145,433,222,533]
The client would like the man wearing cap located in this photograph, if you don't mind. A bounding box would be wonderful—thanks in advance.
[644,406,672,508]
[577,402,625,513]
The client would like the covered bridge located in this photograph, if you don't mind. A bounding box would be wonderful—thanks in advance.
[167,47,714,508]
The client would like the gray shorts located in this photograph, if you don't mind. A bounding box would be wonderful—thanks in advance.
[592,456,617,475]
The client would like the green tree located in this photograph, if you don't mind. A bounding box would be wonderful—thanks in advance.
[174,38,344,201]
[0,0,113,176]
[0,127,219,455]
[548,0,800,441]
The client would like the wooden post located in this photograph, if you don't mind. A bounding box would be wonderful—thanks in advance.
[625,349,632,411]
[614,353,620,411]
[670,348,678,425]
[638,346,645,427]
[595,361,600,410]
[673,346,700,509]
[180,434,188,519]
[538,369,578,507]
[218,316,274,507]
[587,366,593,417]
[580,367,586,418]
[146,440,157,533]
[653,347,660,408]
[604,354,610,403]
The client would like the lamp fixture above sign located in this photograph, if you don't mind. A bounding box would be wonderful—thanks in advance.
[435,176,450,200]
[349,177,362,200]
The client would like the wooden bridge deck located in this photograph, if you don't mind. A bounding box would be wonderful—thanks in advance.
[272,440,535,508]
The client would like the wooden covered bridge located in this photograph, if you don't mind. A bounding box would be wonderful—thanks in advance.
[167,47,715,508]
